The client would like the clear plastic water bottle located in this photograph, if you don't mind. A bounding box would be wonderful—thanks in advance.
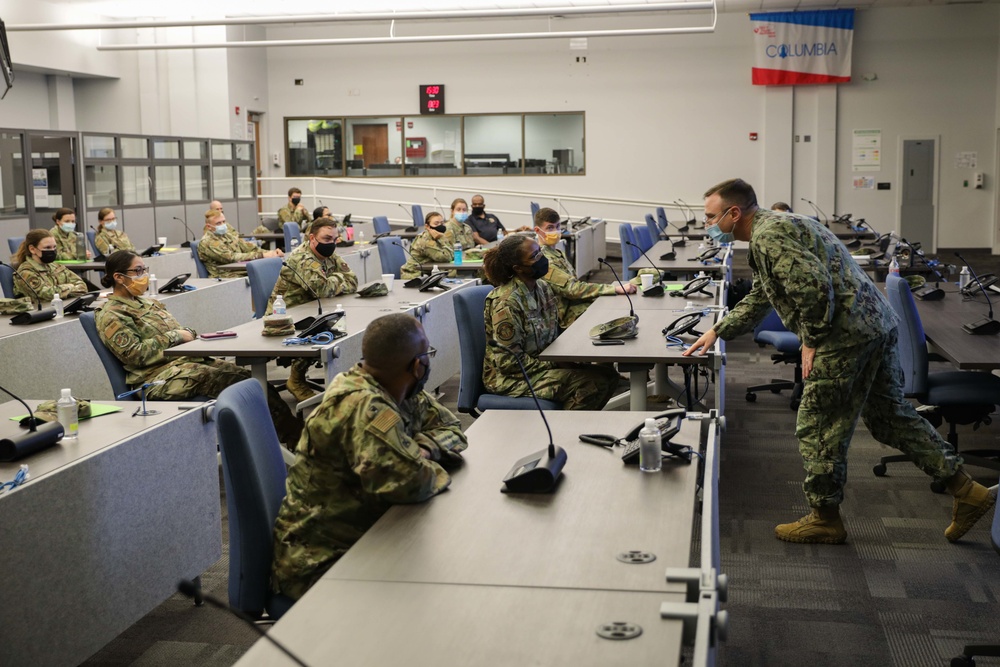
[273,295,286,315]
[334,303,347,334]
[51,293,64,319]
[57,388,78,440]
[889,256,900,276]
[496,228,505,241]
[454,243,463,265]
[638,418,662,473]
[959,266,971,291]
[148,274,158,298]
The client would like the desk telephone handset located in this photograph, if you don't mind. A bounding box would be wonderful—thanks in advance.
[961,273,998,297]
[294,311,347,339]
[662,312,704,338]
[620,408,690,464]
[689,246,721,262]
[670,276,712,298]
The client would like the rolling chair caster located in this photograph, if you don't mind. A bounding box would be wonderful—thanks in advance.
[930,479,946,494]
[745,391,757,403]
[872,463,887,476]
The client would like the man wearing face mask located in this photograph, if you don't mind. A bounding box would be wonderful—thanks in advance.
[467,194,506,246]
[277,187,312,231]
[272,313,467,600]
[533,207,634,328]
[265,217,359,401]
[198,209,283,278]
[684,178,995,546]
[400,211,456,280]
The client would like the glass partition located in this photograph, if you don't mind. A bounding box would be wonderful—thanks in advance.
[345,117,403,177]
[85,164,118,207]
[212,165,234,200]
[120,137,148,160]
[83,135,116,159]
[525,113,585,175]
[211,142,233,161]
[464,115,522,175]
[287,118,343,177]
[0,131,27,214]
[403,116,462,176]
[153,140,180,160]
[154,165,182,202]
[184,141,207,160]
[122,165,151,205]
[236,165,254,198]
[184,165,209,201]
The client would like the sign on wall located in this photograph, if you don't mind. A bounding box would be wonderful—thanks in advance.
[750,9,854,86]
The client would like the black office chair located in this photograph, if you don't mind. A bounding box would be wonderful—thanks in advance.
[745,309,803,411]
[874,274,1000,491]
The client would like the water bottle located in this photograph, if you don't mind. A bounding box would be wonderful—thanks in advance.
[432,265,440,274]
[334,303,347,334]
[345,222,354,242]
[51,293,64,319]
[638,418,662,473]
[57,388,78,440]
[359,230,366,243]
[959,266,971,291]
[148,273,158,298]
[496,228,505,241]
[75,233,87,260]
[273,294,286,315]
[453,243,463,265]
[889,256,900,276]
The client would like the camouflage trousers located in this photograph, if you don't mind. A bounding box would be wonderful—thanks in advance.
[499,363,620,410]
[795,328,960,507]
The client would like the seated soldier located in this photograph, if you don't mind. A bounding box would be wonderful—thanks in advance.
[400,211,455,280]
[93,208,135,256]
[277,187,312,230]
[198,208,283,278]
[13,229,88,302]
[49,208,91,260]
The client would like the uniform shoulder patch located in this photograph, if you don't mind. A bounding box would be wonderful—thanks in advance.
[496,321,516,343]
[370,407,401,434]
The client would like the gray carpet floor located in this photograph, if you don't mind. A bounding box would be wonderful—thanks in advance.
[80,246,1000,667]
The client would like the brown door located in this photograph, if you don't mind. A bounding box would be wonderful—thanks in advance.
[352,124,388,168]
[249,112,263,213]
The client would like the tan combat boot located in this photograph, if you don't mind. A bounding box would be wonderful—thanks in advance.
[775,506,847,544]
[944,468,997,542]
[285,363,317,402]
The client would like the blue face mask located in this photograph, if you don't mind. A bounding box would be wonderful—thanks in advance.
[60,222,76,234]
[104,221,117,231]
[705,208,735,244]
[455,212,469,223]
[214,223,228,235]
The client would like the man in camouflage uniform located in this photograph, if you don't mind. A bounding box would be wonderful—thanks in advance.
[277,187,312,231]
[400,212,454,280]
[198,209,283,278]
[265,217,359,401]
[271,314,466,599]
[684,178,995,544]
[533,207,635,328]
[483,236,619,410]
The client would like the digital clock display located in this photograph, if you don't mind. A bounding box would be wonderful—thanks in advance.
[419,84,445,115]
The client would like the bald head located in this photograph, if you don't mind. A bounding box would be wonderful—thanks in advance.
[362,314,428,374]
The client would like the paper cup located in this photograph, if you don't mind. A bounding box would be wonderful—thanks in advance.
[381,273,395,291]
[157,236,167,246]
[640,273,654,290]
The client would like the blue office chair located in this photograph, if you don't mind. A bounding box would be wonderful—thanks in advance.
[80,311,132,398]
[875,274,1000,486]
[453,285,562,417]
[283,223,302,250]
[190,239,209,279]
[645,214,664,243]
[745,309,803,410]
[377,235,406,279]
[618,224,640,281]
[372,215,391,236]
[246,256,283,319]
[7,236,24,259]
[656,207,671,234]
[411,205,425,229]
[0,264,14,298]
[530,202,540,216]
[86,230,104,261]
[634,224,654,253]
[214,379,295,621]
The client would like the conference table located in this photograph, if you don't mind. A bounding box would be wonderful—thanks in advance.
[53,246,197,279]
[0,399,220,667]
[629,240,733,280]
[910,288,1000,370]
[234,410,727,667]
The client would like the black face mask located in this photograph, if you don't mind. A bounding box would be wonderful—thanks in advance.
[40,249,58,264]
[431,224,448,234]
[472,206,485,216]
[291,197,301,206]
[520,255,549,280]
[406,359,430,399]
[315,241,337,258]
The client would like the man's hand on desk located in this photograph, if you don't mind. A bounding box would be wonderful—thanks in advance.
[263,249,284,259]
[616,283,637,295]
[683,328,718,357]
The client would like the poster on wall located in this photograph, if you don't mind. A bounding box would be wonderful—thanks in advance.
[852,129,881,172]
[750,9,854,85]
[32,168,49,208]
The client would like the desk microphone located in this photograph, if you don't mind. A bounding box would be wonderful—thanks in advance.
[0,260,57,324]
[598,258,637,321]
[487,340,566,493]
[397,203,419,227]
[624,240,664,297]
[913,262,946,301]
[954,252,1000,335]
[280,260,323,316]
[675,199,698,228]
[0,382,64,462]
[391,240,428,288]
[800,198,829,227]
[172,216,196,248]
[372,231,393,240]
[176,580,309,667]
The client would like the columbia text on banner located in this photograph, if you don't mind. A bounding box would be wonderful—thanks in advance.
[750,9,854,86]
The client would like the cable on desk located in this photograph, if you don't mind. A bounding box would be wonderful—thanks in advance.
[282,332,337,346]
[0,465,29,494]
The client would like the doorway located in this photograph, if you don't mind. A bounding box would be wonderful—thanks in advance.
[899,138,937,252]
[27,133,78,228]
[352,124,389,168]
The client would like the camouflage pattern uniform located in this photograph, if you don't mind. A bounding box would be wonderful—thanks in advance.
[14,256,88,302]
[264,243,358,315]
[277,203,311,231]
[541,244,616,328]
[444,218,475,250]
[49,226,80,260]
[272,364,467,599]
[484,277,619,410]
[197,230,266,278]
[400,230,454,280]
[95,294,301,441]
[94,229,135,256]
[712,209,960,507]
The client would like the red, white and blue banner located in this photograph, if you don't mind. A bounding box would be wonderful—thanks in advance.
[750,9,854,86]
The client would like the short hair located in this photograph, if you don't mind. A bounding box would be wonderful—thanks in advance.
[205,209,223,224]
[312,206,329,221]
[362,314,425,373]
[288,187,302,197]
[482,235,530,286]
[14,229,53,264]
[425,211,443,226]
[534,207,560,227]
[771,202,791,212]
[703,178,758,210]
[52,207,75,223]
[101,250,141,288]
[309,217,338,234]
[450,197,468,213]
[471,194,485,203]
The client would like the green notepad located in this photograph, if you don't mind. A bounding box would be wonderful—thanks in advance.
[54,260,88,265]
[665,284,685,291]
[10,403,124,423]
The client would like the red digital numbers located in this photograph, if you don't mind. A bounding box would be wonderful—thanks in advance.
[426,86,440,96]
[427,100,440,109]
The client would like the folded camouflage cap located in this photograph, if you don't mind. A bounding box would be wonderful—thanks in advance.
[262,314,295,337]
[0,297,32,315]
[33,398,92,423]
[905,274,926,290]
[589,314,639,340]
[357,282,389,298]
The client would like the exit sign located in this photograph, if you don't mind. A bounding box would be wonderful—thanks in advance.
[419,84,445,115]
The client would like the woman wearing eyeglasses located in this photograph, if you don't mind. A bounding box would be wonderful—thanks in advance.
[94,250,303,445]
[93,208,135,257]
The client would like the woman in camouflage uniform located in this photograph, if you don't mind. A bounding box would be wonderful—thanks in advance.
[93,208,135,256]
[400,212,455,280]
[12,229,88,302]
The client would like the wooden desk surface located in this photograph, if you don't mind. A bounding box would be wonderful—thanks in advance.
[328,411,700,593]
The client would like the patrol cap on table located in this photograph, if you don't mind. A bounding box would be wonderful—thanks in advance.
[589,314,639,340]
[357,282,388,298]
[904,274,926,290]
[262,314,295,337]
[31,398,92,424]
[0,297,32,315]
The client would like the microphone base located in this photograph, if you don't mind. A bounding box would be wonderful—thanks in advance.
[913,285,945,301]
[962,317,1000,335]
[672,239,686,247]
[180,241,192,248]
[0,421,65,462]
[10,307,57,325]
[502,445,567,494]
[403,277,424,288]
[659,252,676,261]
[640,285,665,297]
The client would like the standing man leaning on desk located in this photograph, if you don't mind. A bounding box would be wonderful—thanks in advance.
[198,209,283,279]
[277,187,312,231]
[684,178,995,545]
[266,217,359,402]
[467,194,506,246]
[272,313,467,600]
[534,207,635,328]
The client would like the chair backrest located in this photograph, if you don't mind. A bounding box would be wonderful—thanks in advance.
[530,202,540,216]
[411,205,425,228]
[644,214,661,244]
[885,273,929,396]
[634,224,654,253]
[189,239,209,279]
[214,379,290,620]
[86,230,103,260]
[7,236,24,260]
[283,223,302,250]
[260,217,280,232]
[0,264,14,298]
[753,308,789,339]
[618,224,639,280]
[79,311,133,399]
[372,215,391,236]
[453,285,494,414]
[377,235,406,279]
[246,256,283,319]
[656,207,670,233]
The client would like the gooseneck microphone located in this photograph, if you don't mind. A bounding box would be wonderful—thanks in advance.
[954,252,1000,335]
[397,203,418,227]
[598,258,637,320]
[488,339,566,493]
[172,216,196,248]
[279,260,323,316]
[391,240,431,289]
[675,199,698,228]
[0,260,57,324]
[624,240,665,297]
[0,382,65,462]
[800,198,830,228]
[176,580,309,667]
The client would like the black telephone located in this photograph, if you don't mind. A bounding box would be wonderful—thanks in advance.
[662,312,705,339]
[294,311,347,339]
[620,408,690,464]
[62,292,99,316]
[689,246,721,262]
[670,275,712,298]
[158,273,192,293]
[405,270,450,292]
[961,273,999,297]
[139,244,164,257]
